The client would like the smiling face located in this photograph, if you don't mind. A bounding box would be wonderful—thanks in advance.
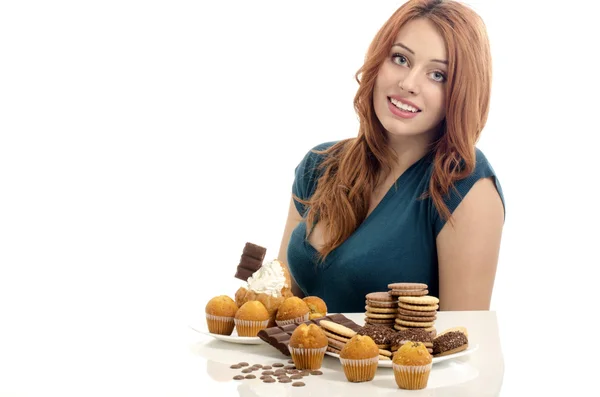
[373,18,448,142]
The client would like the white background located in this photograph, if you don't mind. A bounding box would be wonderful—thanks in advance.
[1,0,598,395]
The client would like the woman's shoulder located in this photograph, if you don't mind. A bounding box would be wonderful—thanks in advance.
[292,140,339,213]
[295,140,342,172]
[429,146,505,235]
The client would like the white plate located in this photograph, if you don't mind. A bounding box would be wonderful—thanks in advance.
[189,323,264,345]
[324,344,479,367]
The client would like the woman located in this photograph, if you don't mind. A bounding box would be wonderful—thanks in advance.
[277,0,505,313]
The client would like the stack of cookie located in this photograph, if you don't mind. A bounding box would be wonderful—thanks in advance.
[364,292,397,328]
[386,282,438,337]
[393,286,439,338]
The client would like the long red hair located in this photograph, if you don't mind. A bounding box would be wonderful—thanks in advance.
[296,0,492,261]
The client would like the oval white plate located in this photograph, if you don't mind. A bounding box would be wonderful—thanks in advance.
[189,323,264,345]
[324,344,478,367]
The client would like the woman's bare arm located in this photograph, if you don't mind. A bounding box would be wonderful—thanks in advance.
[436,177,504,311]
[278,196,305,297]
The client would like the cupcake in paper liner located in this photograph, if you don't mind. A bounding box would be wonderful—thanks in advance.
[392,341,432,390]
[339,334,380,382]
[288,323,328,369]
[275,297,310,326]
[302,296,328,320]
[234,301,270,336]
[205,295,238,335]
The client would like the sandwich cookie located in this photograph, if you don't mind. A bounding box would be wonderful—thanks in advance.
[387,282,428,297]
[365,292,397,326]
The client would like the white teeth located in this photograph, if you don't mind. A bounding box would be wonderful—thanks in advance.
[390,98,418,113]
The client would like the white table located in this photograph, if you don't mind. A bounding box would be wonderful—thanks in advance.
[190,311,504,396]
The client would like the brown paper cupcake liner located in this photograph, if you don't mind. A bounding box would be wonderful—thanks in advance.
[339,356,379,382]
[275,313,310,326]
[205,313,235,335]
[289,346,327,370]
[392,363,432,390]
[234,318,269,337]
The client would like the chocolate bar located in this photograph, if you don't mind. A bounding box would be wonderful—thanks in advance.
[243,242,267,261]
[257,314,363,356]
[234,242,267,281]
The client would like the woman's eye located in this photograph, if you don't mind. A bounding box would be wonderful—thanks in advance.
[392,54,408,66]
[431,71,446,82]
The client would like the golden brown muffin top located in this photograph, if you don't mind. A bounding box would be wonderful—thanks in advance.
[302,296,327,319]
[289,323,328,349]
[205,295,238,317]
[275,296,309,321]
[339,334,379,360]
[234,300,270,321]
[393,341,432,366]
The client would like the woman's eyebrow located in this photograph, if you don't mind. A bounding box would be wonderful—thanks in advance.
[392,42,448,65]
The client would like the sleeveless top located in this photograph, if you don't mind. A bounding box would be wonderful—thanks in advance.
[286,141,505,313]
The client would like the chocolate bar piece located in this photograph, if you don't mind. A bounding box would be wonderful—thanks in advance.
[234,242,267,281]
[257,314,363,356]
[243,242,267,261]
[234,267,255,281]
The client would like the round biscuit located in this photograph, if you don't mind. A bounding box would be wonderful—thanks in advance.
[319,320,356,338]
[395,319,435,327]
[376,344,390,349]
[366,300,398,308]
[379,349,392,357]
[397,308,437,317]
[322,329,350,343]
[398,295,440,305]
[387,282,428,290]
[365,312,396,319]
[389,289,429,296]
[326,346,341,354]
[365,306,397,314]
[379,355,391,361]
[397,314,436,322]
[365,292,394,302]
[364,317,395,325]
[398,302,439,312]
[327,337,346,350]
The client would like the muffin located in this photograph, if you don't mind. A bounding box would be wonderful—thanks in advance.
[339,334,379,382]
[289,323,328,369]
[234,301,270,336]
[392,341,432,390]
[205,295,238,335]
[275,297,310,326]
[302,296,327,319]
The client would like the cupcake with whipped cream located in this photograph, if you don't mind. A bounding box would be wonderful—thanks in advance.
[234,259,294,327]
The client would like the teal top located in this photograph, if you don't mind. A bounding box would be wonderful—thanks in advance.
[287,141,505,313]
